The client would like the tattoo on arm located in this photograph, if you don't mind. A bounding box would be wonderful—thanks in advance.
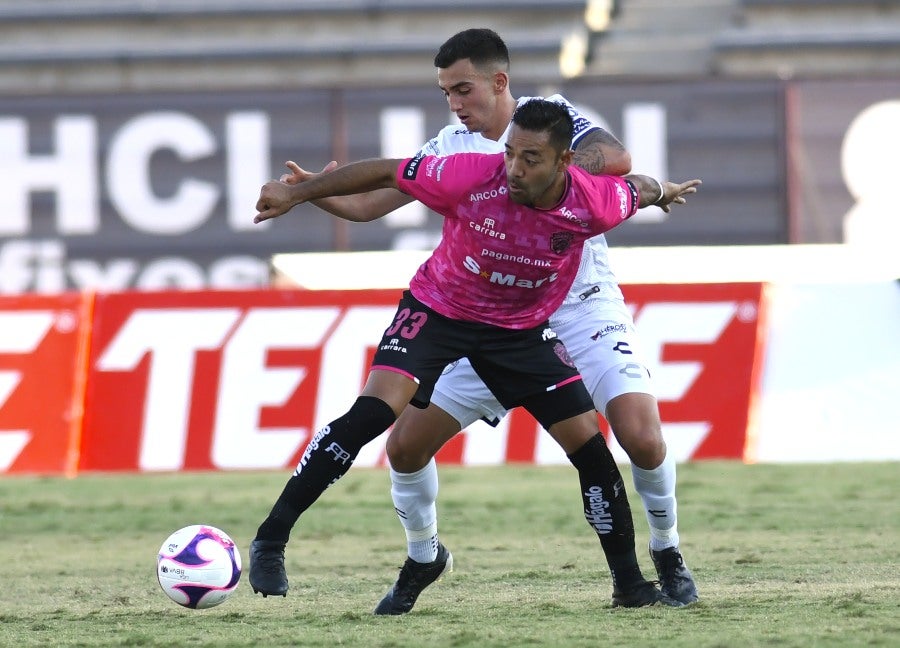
[571,129,627,175]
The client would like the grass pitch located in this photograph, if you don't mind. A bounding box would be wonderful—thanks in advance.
[1,461,897,647]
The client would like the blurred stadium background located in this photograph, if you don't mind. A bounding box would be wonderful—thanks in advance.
[2,0,899,289]
[0,0,898,474]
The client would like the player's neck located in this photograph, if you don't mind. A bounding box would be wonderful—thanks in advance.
[482,94,518,142]
[532,172,569,210]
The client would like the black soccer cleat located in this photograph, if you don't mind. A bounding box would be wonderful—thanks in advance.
[374,543,453,615]
[249,539,289,597]
[650,546,699,605]
[611,578,684,608]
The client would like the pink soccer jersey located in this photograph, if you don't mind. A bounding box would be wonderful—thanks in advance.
[396,152,638,329]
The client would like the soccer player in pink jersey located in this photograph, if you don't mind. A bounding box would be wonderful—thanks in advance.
[249,98,701,610]
[259,29,701,612]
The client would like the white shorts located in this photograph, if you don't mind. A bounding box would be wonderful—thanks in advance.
[431,300,655,428]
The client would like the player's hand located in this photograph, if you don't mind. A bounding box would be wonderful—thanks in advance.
[254,179,299,224]
[280,160,338,185]
[254,160,340,223]
[255,160,340,224]
[659,178,702,213]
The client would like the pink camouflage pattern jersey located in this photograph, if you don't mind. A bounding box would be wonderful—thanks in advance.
[396,152,639,329]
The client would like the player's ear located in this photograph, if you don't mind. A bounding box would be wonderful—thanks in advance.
[558,148,574,169]
[493,70,509,94]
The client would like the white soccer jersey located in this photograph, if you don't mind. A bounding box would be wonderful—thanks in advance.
[416,94,626,313]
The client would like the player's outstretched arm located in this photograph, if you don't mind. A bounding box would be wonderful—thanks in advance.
[280,161,414,223]
[626,175,702,212]
[572,129,632,176]
[254,158,402,224]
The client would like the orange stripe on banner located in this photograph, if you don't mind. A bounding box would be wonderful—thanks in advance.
[64,290,96,478]
[742,282,771,464]
[505,409,539,463]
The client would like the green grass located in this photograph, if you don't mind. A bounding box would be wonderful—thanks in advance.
[1,462,897,647]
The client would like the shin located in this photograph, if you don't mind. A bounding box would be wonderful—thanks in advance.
[255,396,397,542]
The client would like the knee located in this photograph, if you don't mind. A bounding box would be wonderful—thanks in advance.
[614,422,665,468]
[385,424,432,473]
[547,412,602,455]
[385,403,462,473]
[605,393,665,468]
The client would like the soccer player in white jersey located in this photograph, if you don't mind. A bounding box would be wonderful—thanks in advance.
[248,99,701,611]
[381,29,699,612]
[258,29,700,612]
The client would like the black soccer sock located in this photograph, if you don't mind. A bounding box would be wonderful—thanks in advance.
[567,432,646,589]
[255,396,397,543]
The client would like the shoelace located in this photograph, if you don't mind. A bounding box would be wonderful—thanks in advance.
[395,557,441,590]
[256,547,285,574]
[657,552,685,582]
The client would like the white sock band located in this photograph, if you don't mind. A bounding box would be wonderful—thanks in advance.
[390,459,440,562]
[630,453,680,551]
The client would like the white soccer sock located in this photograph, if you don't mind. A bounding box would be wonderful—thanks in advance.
[630,452,680,552]
[390,458,440,563]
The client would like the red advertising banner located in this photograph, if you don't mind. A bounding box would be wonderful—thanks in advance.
[78,284,764,473]
[622,282,765,460]
[80,289,404,472]
[0,292,92,475]
[434,282,766,466]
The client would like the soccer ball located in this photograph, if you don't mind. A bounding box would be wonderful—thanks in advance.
[156,524,242,609]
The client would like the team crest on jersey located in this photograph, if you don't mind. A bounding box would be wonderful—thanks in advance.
[550,231,574,254]
[552,342,576,368]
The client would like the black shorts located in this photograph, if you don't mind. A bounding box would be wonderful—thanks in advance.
[371,291,594,427]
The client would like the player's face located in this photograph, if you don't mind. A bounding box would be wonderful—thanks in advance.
[503,126,571,207]
[437,58,507,139]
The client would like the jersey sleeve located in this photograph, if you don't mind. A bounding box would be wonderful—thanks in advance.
[579,172,639,234]
[414,124,465,157]
[415,134,441,158]
[396,152,490,218]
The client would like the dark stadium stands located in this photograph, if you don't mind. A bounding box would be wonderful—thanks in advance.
[584,0,739,76]
[0,0,896,93]
[714,0,900,77]
[0,0,587,94]
[585,0,900,78]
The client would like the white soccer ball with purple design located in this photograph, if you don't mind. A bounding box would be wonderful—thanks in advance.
[156,524,242,609]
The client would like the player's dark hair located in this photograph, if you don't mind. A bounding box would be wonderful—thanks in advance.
[434,28,510,71]
[512,99,574,153]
